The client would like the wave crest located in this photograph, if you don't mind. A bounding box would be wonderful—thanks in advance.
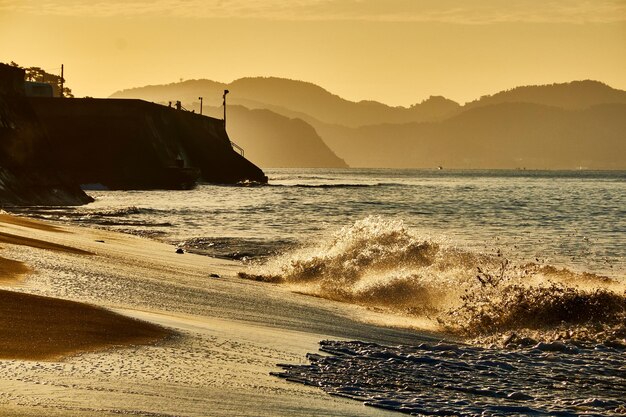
[243,216,489,314]
[443,281,626,339]
[276,217,438,284]
[242,216,625,342]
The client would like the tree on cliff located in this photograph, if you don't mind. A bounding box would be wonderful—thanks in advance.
[9,62,74,98]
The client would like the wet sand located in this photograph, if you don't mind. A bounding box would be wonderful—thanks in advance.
[0,213,87,283]
[0,231,91,255]
[0,289,170,360]
[0,256,30,283]
[0,213,438,416]
[0,215,171,361]
[0,213,67,233]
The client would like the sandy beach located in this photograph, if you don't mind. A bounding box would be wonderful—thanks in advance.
[0,213,440,416]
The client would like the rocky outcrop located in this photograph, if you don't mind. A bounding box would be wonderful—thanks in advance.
[0,64,92,206]
[29,98,267,189]
[1,62,266,206]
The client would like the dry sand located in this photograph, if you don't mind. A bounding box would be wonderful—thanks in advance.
[0,213,440,416]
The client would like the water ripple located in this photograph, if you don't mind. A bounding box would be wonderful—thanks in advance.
[273,340,626,416]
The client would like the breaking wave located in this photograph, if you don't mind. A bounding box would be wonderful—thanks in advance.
[241,216,626,344]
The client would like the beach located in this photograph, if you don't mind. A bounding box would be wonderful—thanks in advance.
[0,212,436,416]
[4,1,625,412]
[1,169,624,416]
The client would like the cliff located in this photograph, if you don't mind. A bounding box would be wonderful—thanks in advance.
[201,105,347,168]
[111,81,349,168]
[29,98,267,189]
[0,64,92,206]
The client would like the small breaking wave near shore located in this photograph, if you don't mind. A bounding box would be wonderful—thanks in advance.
[241,216,626,345]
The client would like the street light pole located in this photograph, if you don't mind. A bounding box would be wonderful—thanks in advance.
[223,89,229,128]
[198,96,203,115]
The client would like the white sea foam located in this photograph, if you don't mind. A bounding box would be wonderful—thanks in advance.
[245,216,626,342]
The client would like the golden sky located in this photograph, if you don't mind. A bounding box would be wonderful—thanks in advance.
[1,0,625,105]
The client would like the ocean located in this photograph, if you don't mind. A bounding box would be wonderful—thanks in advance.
[16,168,626,416]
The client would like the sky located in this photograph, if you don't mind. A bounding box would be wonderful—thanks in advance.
[1,0,625,106]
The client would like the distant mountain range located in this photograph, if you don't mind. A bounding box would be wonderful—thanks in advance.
[464,80,626,111]
[112,77,461,127]
[111,79,626,169]
[317,102,626,169]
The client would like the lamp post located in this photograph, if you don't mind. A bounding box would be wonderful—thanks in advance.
[198,96,203,115]
[223,89,229,128]
[60,64,64,98]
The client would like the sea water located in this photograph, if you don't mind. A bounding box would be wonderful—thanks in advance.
[17,168,626,416]
[23,169,626,274]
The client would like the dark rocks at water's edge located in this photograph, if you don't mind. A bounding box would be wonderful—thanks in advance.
[0,64,92,206]
[0,62,267,206]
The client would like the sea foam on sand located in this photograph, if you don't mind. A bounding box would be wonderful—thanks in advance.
[0,213,432,417]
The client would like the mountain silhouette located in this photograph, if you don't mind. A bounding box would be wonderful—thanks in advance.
[320,102,626,169]
[112,80,347,168]
[312,80,626,168]
[465,80,626,111]
[201,105,347,168]
[112,79,226,106]
[112,77,461,127]
[111,78,626,169]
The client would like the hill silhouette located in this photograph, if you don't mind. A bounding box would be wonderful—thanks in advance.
[320,103,626,169]
[111,80,349,168]
[466,80,626,111]
[111,78,626,169]
[112,79,226,106]
[311,80,626,168]
[200,105,347,168]
[112,77,461,127]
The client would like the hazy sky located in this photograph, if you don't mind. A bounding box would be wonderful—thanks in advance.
[1,0,625,105]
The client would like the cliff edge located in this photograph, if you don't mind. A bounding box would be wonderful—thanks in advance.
[29,98,267,189]
[0,62,267,206]
[0,64,92,206]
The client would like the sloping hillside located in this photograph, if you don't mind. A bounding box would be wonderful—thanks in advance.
[201,105,347,168]
[112,78,626,169]
[321,103,626,169]
[112,77,461,127]
[466,80,626,110]
[112,81,348,168]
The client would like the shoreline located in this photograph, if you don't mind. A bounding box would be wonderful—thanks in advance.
[0,289,172,361]
[0,214,173,361]
[0,212,442,416]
